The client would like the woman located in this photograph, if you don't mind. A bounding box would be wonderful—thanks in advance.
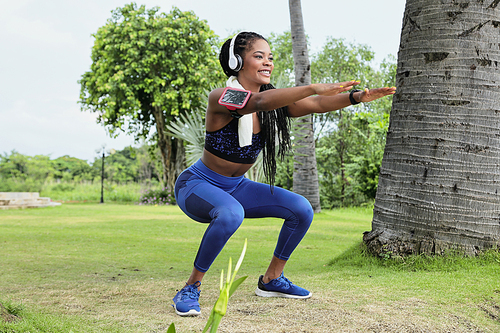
[172,31,396,316]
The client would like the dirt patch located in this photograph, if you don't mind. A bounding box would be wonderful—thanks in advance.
[208,295,487,333]
[0,303,20,323]
[3,281,497,332]
[480,298,500,323]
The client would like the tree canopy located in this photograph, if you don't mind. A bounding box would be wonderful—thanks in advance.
[78,3,223,188]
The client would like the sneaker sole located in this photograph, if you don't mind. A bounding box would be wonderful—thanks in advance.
[174,308,201,317]
[255,288,312,299]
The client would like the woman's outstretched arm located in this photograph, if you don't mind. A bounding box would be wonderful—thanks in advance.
[207,80,360,117]
[287,86,396,118]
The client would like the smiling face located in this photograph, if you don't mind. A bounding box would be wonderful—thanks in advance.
[237,38,274,92]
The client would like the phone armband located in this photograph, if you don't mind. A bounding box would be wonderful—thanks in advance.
[218,87,252,112]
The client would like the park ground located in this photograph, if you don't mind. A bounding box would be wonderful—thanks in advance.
[0,203,499,332]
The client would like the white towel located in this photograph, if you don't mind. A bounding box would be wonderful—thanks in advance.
[226,76,253,147]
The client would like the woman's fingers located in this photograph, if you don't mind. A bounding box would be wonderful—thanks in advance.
[316,80,359,96]
[316,82,396,101]
[359,87,397,102]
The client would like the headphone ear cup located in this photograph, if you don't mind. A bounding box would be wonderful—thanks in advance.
[228,32,244,72]
[233,54,243,72]
[228,55,238,71]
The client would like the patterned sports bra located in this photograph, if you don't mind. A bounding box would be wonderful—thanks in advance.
[204,118,264,164]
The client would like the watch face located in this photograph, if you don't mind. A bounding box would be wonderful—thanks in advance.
[221,89,250,106]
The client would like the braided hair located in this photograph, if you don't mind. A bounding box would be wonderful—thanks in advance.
[219,32,292,187]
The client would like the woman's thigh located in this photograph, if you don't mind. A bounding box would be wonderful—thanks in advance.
[231,179,313,221]
[175,170,244,223]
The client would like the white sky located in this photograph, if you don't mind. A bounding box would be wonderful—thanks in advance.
[0,0,406,162]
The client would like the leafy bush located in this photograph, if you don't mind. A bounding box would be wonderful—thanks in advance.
[49,183,76,192]
[0,176,45,193]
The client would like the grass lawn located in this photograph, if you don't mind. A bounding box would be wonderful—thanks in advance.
[0,203,499,332]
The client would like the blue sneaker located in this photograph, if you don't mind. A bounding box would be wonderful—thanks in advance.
[255,273,312,299]
[172,281,201,316]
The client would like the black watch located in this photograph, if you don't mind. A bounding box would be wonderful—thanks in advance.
[349,89,362,105]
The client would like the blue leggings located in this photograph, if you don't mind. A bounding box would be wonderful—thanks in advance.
[174,159,314,273]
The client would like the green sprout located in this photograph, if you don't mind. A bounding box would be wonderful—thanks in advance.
[202,238,248,333]
[167,323,176,333]
[167,239,248,333]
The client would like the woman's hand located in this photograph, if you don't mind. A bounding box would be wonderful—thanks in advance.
[358,86,396,103]
[312,80,360,96]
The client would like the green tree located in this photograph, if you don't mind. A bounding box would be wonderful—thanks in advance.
[52,156,95,182]
[313,39,375,207]
[349,110,391,198]
[0,151,27,180]
[312,38,376,138]
[267,31,295,86]
[0,152,54,192]
[79,3,223,189]
[312,39,396,208]
[90,145,162,184]
[103,148,139,183]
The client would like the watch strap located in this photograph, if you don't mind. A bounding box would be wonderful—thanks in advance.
[349,89,362,105]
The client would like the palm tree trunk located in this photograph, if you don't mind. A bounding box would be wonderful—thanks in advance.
[364,0,500,256]
[289,0,321,213]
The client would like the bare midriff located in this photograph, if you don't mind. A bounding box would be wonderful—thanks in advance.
[201,150,254,177]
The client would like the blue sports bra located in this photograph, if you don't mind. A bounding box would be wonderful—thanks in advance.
[204,118,264,164]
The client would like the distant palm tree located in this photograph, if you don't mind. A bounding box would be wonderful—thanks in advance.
[166,109,205,167]
[289,0,321,212]
[365,0,500,256]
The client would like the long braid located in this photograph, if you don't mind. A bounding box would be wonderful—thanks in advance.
[258,84,292,187]
[219,32,293,186]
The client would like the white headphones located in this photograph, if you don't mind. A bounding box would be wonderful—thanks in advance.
[228,32,243,72]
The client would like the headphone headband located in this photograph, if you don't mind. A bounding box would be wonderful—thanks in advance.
[228,32,244,72]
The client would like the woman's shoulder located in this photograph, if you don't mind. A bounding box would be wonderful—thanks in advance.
[208,87,225,99]
[207,87,228,111]
[206,87,233,131]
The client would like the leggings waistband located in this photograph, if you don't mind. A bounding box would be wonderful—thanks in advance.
[189,159,245,193]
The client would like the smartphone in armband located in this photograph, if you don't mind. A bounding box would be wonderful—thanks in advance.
[218,87,252,111]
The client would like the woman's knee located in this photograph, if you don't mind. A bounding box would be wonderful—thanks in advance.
[292,195,314,227]
[213,205,245,235]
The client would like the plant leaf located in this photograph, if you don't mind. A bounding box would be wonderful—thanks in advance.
[228,276,248,298]
[234,238,247,274]
[227,257,232,285]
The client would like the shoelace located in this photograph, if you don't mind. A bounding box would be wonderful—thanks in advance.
[274,274,293,288]
[180,284,200,301]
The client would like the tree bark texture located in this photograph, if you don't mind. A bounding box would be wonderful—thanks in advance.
[365,0,500,256]
[169,137,185,190]
[289,0,321,213]
[152,106,185,190]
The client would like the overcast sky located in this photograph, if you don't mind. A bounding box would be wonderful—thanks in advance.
[0,0,406,162]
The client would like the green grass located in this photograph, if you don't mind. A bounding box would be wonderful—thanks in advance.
[0,204,499,332]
